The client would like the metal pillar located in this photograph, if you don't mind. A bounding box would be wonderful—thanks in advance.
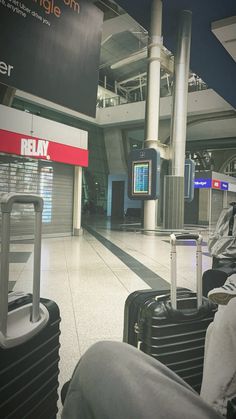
[73,166,83,236]
[144,0,162,231]
[164,10,192,229]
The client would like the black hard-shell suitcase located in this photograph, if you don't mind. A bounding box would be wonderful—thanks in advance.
[123,287,192,347]
[123,233,217,393]
[0,193,61,419]
[124,289,170,347]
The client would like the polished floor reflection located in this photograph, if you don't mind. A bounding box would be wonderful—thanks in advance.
[10,220,212,417]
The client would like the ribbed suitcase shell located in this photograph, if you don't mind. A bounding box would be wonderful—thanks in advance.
[136,290,217,393]
[123,289,169,346]
[123,288,192,346]
[0,296,61,419]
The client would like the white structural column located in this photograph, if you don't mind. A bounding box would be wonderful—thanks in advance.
[163,10,192,229]
[171,10,192,177]
[73,166,83,235]
[144,0,163,230]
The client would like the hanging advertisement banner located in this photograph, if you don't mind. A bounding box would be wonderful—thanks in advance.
[0,129,89,166]
[0,0,103,117]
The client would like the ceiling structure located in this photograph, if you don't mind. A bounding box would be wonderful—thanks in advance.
[109,0,236,110]
[94,0,236,109]
[94,0,175,102]
[93,0,236,167]
[12,0,236,152]
[212,16,236,63]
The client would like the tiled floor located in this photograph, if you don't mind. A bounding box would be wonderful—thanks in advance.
[9,218,212,417]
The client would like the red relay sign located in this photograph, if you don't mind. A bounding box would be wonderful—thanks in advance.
[212,179,221,189]
[0,129,88,167]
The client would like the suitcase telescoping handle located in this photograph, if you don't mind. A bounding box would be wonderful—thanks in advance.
[170,233,203,310]
[0,193,48,348]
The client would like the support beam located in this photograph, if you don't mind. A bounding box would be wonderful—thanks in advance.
[73,166,83,236]
[164,10,192,229]
[171,10,192,178]
[144,0,163,231]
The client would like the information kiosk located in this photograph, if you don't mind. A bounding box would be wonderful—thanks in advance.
[128,148,160,200]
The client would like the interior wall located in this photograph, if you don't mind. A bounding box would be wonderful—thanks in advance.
[104,127,127,174]
[107,174,141,217]
[198,189,210,225]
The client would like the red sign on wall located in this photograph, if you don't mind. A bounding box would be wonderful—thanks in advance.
[0,129,88,167]
[212,179,221,189]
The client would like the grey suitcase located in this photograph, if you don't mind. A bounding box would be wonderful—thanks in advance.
[0,193,61,419]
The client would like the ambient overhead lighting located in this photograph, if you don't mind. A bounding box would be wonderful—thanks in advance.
[111,48,147,69]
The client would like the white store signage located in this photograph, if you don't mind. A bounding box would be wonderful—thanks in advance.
[228,183,236,192]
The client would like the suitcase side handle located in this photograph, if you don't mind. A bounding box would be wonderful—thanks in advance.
[170,233,203,310]
[0,193,46,348]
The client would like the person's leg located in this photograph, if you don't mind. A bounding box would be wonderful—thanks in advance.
[62,341,222,419]
[202,269,228,297]
[201,298,236,416]
[208,273,236,305]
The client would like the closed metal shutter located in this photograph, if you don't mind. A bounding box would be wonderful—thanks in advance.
[0,155,74,238]
[211,189,224,225]
[226,191,236,207]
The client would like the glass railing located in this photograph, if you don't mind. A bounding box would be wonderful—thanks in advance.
[97,79,208,109]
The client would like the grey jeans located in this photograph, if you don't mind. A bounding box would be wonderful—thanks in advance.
[62,341,223,419]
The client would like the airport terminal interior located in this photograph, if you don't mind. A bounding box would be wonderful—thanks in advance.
[12,219,213,416]
[1,0,236,417]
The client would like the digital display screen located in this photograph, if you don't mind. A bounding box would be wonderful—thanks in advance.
[133,161,151,195]
[184,162,191,198]
[128,148,160,200]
